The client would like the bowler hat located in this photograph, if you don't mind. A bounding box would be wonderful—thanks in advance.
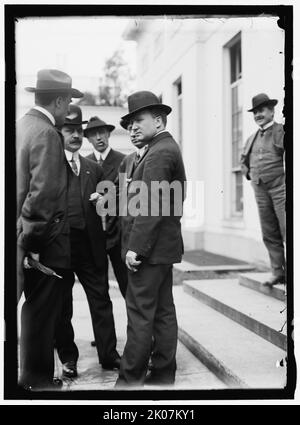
[63,104,87,126]
[84,116,115,137]
[25,69,83,98]
[248,93,278,112]
[121,91,172,121]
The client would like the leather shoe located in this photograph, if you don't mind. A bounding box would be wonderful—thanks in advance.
[91,340,96,347]
[52,377,64,387]
[262,275,285,287]
[101,357,121,370]
[62,361,78,378]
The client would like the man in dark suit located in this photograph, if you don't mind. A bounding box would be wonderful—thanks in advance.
[241,93,285,287]
[55,105,121,379]
[84,117,128,300]
[17,69,83,390]
[114,91,186,387]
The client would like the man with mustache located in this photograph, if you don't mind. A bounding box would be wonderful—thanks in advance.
[55,105,121,379]
[241,93,285,287]
[114,91,186,387]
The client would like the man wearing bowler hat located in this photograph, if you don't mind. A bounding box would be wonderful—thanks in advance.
[85,118,128,299]
[17,69,83,390]
[55,105,121,378]
[115,91,186,387]
[241,93,285,287]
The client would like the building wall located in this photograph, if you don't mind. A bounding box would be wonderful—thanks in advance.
[201,17,284,264]
[125,17,285,265]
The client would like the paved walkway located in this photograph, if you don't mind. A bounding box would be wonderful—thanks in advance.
[17,278,225,392]
[55,281,226,391]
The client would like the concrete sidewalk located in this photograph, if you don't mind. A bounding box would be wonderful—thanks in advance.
[56,281,226,391]
[17,279,225,391]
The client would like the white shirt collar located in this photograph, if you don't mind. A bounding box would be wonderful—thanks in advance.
[65,149,80,162]
[136,144,148,158]
[33,106,55,126]
[260,121,274,131]
[93,146,111,161]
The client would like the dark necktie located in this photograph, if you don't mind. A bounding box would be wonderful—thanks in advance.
[260,129,266,137]
[70,155,79,176]
[98,156,104,166]
[134,152,140,166]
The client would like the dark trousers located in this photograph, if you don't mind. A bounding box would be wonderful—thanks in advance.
[55,228,119,365]
[107,241,128,298]
[19,268,65,387]
[116,263,177,386]
[252,174,286,277]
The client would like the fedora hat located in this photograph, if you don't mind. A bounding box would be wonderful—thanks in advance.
[121,91,172,121]
[84,116,115,137]
[25,69,83,98]
[248,93,278,112]
[63,104,87,126]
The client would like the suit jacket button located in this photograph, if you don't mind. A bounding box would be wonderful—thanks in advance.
[54,218,60,223]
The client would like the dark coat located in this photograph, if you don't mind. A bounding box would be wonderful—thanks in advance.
[240,122,284,180]
[86,148,125,250]
[119,131,186,264]
[17,108,71,269]
[86,149,125,182]
[76,155,107,268]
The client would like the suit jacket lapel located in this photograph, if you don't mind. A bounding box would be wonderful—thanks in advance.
[79,156,91,198]
[244,130,259,157]
[126,154,136,179]
[133,145,150,175]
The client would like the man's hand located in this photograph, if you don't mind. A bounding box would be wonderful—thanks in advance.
[29,252,40,261]
[240,164,250,180]
[89,192,102,207]
[24,251,40,269]
[125,250,142,272]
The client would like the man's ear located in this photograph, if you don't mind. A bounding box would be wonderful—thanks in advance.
[155,115,162,128]
[54,96,62,108]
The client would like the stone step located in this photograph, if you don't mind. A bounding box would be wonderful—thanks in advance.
[173,260,254,286]
[57,283,227,390]
[239,272,286,302]
[173,286,287,389]
[183,279,287,350]
[175,260,254,273]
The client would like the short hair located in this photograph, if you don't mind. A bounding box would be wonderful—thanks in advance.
[149,108,167,126]
[35,91,70,107]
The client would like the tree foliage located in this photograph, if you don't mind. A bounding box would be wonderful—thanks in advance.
[99,49,135,107]
[77,91,97,106]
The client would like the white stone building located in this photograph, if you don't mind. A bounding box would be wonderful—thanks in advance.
[123,16,285,267]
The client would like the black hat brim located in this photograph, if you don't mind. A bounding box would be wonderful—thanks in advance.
[120,120,129,130]
[84,124,115,137]
[63,120,88,126]
[248,99,278,112]
[121,103,172,121]
[25,87,84,98]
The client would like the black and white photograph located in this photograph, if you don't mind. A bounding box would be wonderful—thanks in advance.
[2,0,299,408]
